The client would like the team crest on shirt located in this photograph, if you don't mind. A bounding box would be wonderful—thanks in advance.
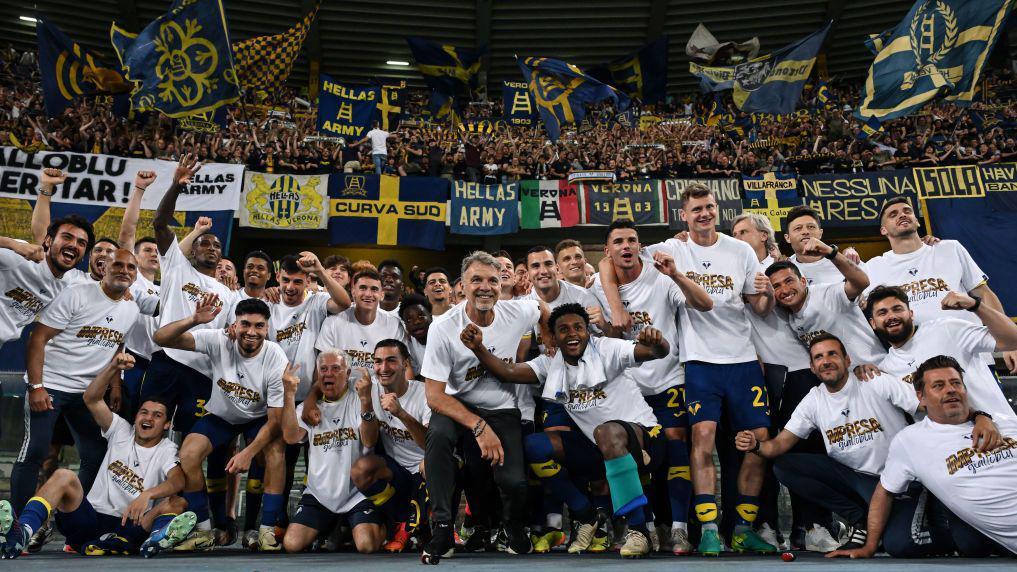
[105,315,114,323]
[702,261,712,269]
[360,340,368,347]
[908,267,919,276]
[687,401,702,415]
[841,408,850,417]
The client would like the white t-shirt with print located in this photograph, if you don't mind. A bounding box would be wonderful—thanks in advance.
[863,241,987,326]
[881,415,1017,555]
[421,299,541,410]
[191,330,287,424]
[371,379,431,474]
[269,293,331,401]
[748,256,810,371]
[648,235,759,364]
[788,254,851,287]
[36,282,139,393]
[126,274,161,360]
[878,318,1011,417]
[158,237,237,378]
[0,249,82,346]
[86,415,179,517]
[526,337,658,441]
[788,282,886,364]
[786,372,918,475]
[296,390,367,513]
[316,307,408,371]
[591,262,686,395]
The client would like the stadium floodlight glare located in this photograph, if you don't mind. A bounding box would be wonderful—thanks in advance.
[20,16,38,23]
[386,60,410,66]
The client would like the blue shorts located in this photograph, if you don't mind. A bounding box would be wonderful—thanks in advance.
[291,494,383,532]
[540,399,576,430]
[141,351,211,435]
[643,384,689,430]
[380,454,425,521]
[684,360,770,431]
[191,413,265,449]
[556,422,665,481]
[54,497,147,550]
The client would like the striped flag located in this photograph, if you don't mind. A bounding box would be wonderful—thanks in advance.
[520,180,580,229]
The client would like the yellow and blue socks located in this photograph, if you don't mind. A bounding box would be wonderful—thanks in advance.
[260,494,284,533]
[206,447,230,527]
[243,465,265,531]
[19,497,51,538]
[694,493,719,532]
[734,494,761,532]
[182,491,211,530]
[666,440,692,532]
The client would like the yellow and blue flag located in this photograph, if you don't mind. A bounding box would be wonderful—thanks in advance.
[37,18,129,116]
[856,0,1015,130]
[111,0,240,118]
[328,174,448,250]
[517,56,630,142]
[376,83,404,131]
[232,1,319,95]
[691,21,831,115]
[406,37,484,98]
[591,36,669,104]
[428,90,461,127]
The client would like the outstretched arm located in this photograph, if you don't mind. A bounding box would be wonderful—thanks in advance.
[83,352,136,432]
[298,251,351,312]
[118,170,157,252]
[152,293,221,350]
[154,154,202,254]
[32,169,65,245]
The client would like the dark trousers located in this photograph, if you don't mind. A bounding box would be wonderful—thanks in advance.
[140,351,211,435]
[11,389,108,510]
[425,405,526,527]
[758,366,831,532]
[121,352,151,424]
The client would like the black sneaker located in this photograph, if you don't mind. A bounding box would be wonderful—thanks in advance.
[837,526,867,550]
[789,526,806,551]
[462,525,490,552]
[505,525,533,555]
[421,521,455,565]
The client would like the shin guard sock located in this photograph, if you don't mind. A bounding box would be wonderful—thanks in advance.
[604,455,646,518]
[183,490,210,527]
[734,494,760,529]
[206,446,230,527]
[524,433,591,514]
[243,464,265,530]
[666,440,691,526]
[261,493,284,530]
[19,497,51,537]
[152,514,176,532]
[361,479,396,513]
[694,494,718,530]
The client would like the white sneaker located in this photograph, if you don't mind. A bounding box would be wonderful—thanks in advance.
[671,527,693,555]
[619,529,650,559]
[758,523,782,551]
[258,527,282,552]
[242,529,259,551]
[804,524,840,553]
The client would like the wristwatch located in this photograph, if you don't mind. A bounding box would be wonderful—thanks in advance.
[824,244,840,260]
[966,295,982,313]
[361,411,376,422]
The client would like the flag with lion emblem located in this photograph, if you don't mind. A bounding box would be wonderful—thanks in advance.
[240,172,329,230]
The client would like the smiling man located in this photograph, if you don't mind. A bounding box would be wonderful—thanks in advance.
[399,293,433,376]
[422,267,453,317]
[10,249,142,514]
[379,259,405,313]
[554,239,588,288]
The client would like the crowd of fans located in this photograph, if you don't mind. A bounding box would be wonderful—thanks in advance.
[4,44,1017,183]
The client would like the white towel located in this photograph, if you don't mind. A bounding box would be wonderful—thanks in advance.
[541,337,609,403]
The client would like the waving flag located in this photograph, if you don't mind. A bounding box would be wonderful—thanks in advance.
[232,1,319,94]
[406,37,484,98]
[111,0,240,118]
[517,56,630,142]
[37,18,129,117]
[591,36,669,104]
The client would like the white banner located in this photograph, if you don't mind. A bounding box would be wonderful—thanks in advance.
[239,172,329,229]
[0,147,243,211]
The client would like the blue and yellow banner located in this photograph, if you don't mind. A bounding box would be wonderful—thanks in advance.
[37,18,128,117]
[451,182,519,235]
[503,81,536,126]
[591,36,669,104]
[691,22,830,115]
[328,174,448,250]
[406,37,484,98]
[317,75,379,138]
[517,56,630,142]
[856,0,1015,130]
[111,0,240,118]
[799,170,919,227]
[583,180,664,225]
[232,1,319,94]
[376,84,404,131]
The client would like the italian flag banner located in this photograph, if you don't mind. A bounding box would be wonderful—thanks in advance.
[519,180,580,228]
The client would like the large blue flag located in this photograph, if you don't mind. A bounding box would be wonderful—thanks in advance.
[328,174,448,250]
[690,22,830,115]
[856,0,1015,130]
[406,37,484,98]
[37,18,129,117]
[111,0,240,118]
[591,36,669,104]
[517,56,630,142]
[317,75,379,139]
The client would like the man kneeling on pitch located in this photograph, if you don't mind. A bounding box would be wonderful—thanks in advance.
[1,354,195,558]
[460,303,669,559]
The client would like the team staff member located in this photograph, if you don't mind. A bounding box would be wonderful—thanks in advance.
[281,350,386,554]
[0,354,193,559]
[153,296,287,552]
[11,249,141,512]
[866,197,1017,372]
[420,251,551,563]
[829,355,1017,558]
[351,340,431,553]
[600,184,775,556]
[463,304,672,558]
[866,287,1017,417]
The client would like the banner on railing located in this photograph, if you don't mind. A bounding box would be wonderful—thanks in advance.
[450,181,519,235]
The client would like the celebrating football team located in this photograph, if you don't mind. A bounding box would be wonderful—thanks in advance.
[0,161,1015,563]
